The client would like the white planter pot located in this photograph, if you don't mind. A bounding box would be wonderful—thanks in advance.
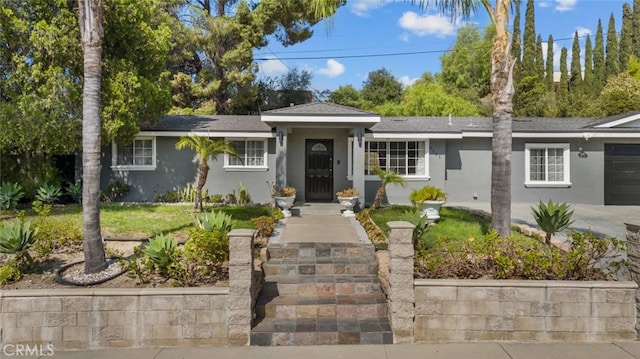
[275,196,295,217]
[420,200,445,221]
[337,196,358,217]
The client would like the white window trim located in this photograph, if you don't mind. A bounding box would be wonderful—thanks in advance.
[347,138,430,180]
[224,138,269,171]
[524,143,571,188]
[111,137,157,171]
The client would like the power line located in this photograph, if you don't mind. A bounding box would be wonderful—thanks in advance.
[255,48,448,61]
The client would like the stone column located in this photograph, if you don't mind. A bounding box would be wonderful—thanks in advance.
[626,222,640,337]
[227,229,256,345]
[352,126,365,207]
[275,126,288,190]
[387,221,415,344]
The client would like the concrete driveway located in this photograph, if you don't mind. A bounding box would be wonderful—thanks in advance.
[447,201,640,241]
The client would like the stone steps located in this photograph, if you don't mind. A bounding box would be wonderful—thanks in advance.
[251,241,392,346]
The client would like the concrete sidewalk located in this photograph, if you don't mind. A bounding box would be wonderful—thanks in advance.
[44,342,640,359]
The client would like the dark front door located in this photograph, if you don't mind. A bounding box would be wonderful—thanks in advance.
[305,139,333,201]
[605,144,640,205]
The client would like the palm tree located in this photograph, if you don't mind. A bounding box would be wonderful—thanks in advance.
[78,0,108,274]
[311,0,516,237]
[176,135,237,211]
[371,166,406,209]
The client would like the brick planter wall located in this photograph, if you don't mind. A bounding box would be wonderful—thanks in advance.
[0,287,229,350]
[414,280,637,342]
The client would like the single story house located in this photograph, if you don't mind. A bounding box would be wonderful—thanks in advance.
[102,103,640,206]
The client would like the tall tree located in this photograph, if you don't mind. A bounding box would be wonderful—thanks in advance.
[535,35,545,81]
[594,19,606,94]
[77,0,108,274]
[313,0,517,237]
[440,24,493,101]
[175,136,237,211]
[584,35,594,94]
[633,0,640,58]
[329,85,364,108]
[361,68,403,105]
[521,0,536,78]
[621,3,634,72]
[605,13,620,79]
[510,0,522,75]
[570,31,583,93]
[545,35,554,90]
[557,47,570,117]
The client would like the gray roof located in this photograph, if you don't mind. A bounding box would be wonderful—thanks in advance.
[262,102,377,116]
[144,115,271,132]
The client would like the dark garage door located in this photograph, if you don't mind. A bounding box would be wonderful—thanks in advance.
[605,144,640,205]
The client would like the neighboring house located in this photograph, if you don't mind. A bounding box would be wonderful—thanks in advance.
[102,103,640,206]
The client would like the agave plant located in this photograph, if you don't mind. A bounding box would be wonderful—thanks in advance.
[0,182,24,210]
[0,219,38,264]
[141,234,178,271]
[35,184,63,204]
[195,210,233,233]
[65,182,82,203]
[531,200,575,246]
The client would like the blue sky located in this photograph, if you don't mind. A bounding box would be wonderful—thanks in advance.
[254,0,628,92]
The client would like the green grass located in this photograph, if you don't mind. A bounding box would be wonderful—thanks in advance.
[1,204,271,241]
[369,205,533,248]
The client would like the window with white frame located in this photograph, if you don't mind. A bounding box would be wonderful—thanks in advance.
[363,139,428,177]
[112,137,155,170]
[524,143,571,187]
[225,139,267,169]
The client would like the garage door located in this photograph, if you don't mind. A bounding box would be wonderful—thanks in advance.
[605,144,640,205]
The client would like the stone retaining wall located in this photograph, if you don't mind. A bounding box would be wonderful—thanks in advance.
[0,287,229,350]
[414,280,637,342]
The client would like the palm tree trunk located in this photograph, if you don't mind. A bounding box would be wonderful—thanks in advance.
[196,162,209,211]
[374,186,385,210]
[79,0,107,274]
[489,2,516,238]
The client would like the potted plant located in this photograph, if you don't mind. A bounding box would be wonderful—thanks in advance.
[336,187,359,217]
[409,185,447,221]
[274,186,296,217]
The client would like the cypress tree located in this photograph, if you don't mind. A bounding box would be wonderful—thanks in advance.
[621,3,633,71]
[557,47,570,117]
[584,35,594,96]
[536,35,545,81]
[521,0,536,77]
[546,35,554,90]
[605,13,620,78]
[570,31,582,93]
[511,0,522,73]
[594,19,606,94]
[633,0,640,58]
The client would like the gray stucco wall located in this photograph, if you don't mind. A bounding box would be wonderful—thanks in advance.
[285,127,351,202]
[102,137,276,204]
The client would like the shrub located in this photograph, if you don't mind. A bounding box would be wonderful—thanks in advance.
[185,228,229,264]
[225,192,237,205]
[32,200,52,217]
[211,194,224,204]
[251,215,277,238]
[0,219,38,265]
[409,185,446,204]
[32,219,82,257]
[355,209,388,250]
[531,199,574,245]
[100,180,131,202]
[35,184,63,204]
[65,182,82,203]
[0,182,24,210]
[0,260,21,285]
[195,210,233,233]
[153,189,181,203]
[238,182,251,205]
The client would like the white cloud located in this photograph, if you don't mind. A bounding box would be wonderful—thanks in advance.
[399,75,419,87]
[399,32,410,42]
[539,2,551,8]
[350,0,385,17]
[575,26,591,38]
[398,11,455,37]
[259,57,288,75]
[317,59,345,78]
[555,0,577,12]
